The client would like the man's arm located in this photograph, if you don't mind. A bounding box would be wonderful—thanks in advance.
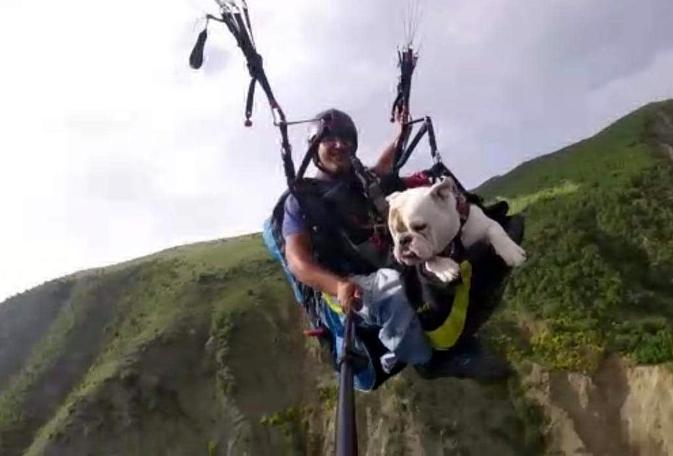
[372,108,409,177]
[372,135,402,177]
[285,232,361,311]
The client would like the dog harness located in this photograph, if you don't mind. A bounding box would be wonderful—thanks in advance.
[321,259,471,351]
[435,188,471,259]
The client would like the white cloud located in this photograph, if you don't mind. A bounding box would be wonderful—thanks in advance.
[1,0,673,301]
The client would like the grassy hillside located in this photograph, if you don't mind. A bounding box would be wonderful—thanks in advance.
[0,237,322,455]
[0,236,540,456]
[1,100,672,455]
[477,100,673,371]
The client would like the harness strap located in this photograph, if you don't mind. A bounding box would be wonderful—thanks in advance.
[456,189,471,224]
[195,4,298,186]
[292,178,384,275]
[425,261,472,350]
[323,261,472,351]
[436,185,471,260]
[349,156,389,219]
[323,293,345,316]
[391,47,418,166]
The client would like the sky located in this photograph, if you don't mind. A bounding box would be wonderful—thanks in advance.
[1,0,672,302]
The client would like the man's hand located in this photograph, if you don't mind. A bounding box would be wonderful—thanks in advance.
[337,279,362,313]
[393,105,410,135]
[373,106,411,177]
[286,234,365,312]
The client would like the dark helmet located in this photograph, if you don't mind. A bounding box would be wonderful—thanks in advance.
[307,108,358,154]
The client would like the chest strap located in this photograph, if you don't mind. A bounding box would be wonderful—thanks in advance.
[321,261,472,351]
[424,261,472,350]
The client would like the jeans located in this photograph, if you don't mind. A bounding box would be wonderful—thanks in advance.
[350,268,432,366]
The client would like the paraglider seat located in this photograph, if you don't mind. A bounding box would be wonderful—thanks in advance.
[306,200,525,389]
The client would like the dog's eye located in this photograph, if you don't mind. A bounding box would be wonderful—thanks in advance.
[410,222,427,232]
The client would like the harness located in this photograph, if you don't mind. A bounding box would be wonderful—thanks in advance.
[437,185,471,259]
[321,259,473,351]
[288,177,393,276]
[191,6,525,454]
[417,261,473,350]
[289,171,474,351]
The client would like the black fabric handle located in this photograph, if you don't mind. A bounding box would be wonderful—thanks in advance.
[189,28,208,69]
[245,77,256,126]
[394,121,427,172]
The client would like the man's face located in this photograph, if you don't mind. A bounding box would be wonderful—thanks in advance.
[317,134,354,175]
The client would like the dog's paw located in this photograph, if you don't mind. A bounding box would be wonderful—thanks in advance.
[487,224,527,267]
[498,242,527,267]
[425,257,461,283]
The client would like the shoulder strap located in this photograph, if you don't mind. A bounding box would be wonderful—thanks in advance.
[289,178,381,274]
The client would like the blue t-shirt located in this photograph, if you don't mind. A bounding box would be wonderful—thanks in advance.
[281,173,390,274]
[282,171,342,239]
[281,194,307,238]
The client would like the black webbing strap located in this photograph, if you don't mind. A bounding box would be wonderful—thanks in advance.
[393,116,442,172]
[215,5,279,127]
[190,2,298,187]
[391,47,418,172]
[390,47,417,121]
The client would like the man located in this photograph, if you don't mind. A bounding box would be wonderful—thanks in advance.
[282,108,512,380]
[282,108,431,372]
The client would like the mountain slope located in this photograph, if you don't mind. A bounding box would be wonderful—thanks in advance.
[476,100,673,371]
[0,237,539,456]
[1,100,672,455]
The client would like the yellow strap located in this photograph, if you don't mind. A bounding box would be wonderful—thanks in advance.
[322,261,472,350]
[425,261,472,350]
[323,292,344,315]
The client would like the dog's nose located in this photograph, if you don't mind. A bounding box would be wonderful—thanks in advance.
[400,235,412,246]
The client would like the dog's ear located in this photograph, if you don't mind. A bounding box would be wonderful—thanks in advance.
[386,191,402,205]
[430,178,457,201]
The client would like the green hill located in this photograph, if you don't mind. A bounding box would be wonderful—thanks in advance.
[1,100,672,455]
[477,100,673,371]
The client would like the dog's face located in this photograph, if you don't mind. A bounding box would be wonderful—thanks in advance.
[387,178,462,266]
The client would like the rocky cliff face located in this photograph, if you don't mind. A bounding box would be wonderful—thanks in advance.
[523,358,673,456]
[650,104,673,160]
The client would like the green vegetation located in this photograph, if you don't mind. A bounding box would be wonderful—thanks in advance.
[207,439,218,456]
[479,100,673,371]
[1,101,672,454]
[259,405,311,454]
[1,234,296,456]
[507,374,548,453]
[505,180,580,215]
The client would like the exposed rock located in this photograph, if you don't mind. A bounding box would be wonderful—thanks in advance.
[523,357,673,456]
[651,106,673,161]
[621,364,673,456]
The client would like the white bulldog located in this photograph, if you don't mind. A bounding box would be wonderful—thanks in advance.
[386,177,527,282]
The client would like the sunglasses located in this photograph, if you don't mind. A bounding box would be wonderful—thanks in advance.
[320,135,354,147]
